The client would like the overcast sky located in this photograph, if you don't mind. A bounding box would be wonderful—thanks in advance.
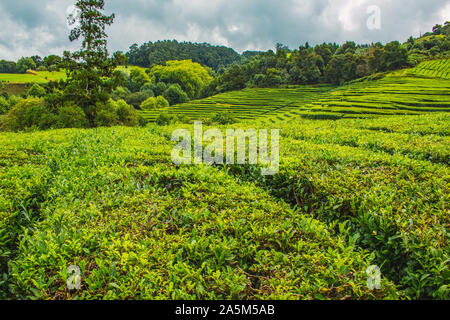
[1,0,449,60]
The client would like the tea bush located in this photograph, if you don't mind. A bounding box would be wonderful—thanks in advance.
[0,127,400,299]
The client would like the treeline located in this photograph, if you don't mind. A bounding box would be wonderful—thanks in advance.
[207,25,450,93]
[126,40,241,71]
[1,20,449,132]
[0,55,62,74]
[126,40,248,72]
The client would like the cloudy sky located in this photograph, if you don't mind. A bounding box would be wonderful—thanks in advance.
[1,0,449,60]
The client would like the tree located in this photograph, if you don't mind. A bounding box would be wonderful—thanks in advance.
[149,60,213,99]
[43,55,62,69]
[128,68,151,92]
[140,96,169,110]
[28,84,46,98]
[382,41,408,71]
[62,0,119,126]
[432,24,443,35]
[164,84,189,105]
[0,60,17,73]
[16,57,36,73]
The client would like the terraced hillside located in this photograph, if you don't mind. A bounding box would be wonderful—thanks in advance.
[408,59,450,80]
[139,85,333,122]
[305,76,450,119]
[139,59,450,123]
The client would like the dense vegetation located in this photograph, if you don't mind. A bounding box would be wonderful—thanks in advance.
[137,59,450,123]
[126,40,245,72]
[0,1,448,301]
[0,126,403,300]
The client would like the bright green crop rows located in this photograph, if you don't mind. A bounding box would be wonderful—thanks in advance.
[305,76,450,119]
[139,60,450,123]
[223,113,449,299]
[0,127,400,300]
[408,59,450,80]
[139,86,334,122]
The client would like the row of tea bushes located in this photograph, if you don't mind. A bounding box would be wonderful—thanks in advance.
[0,127,399,299]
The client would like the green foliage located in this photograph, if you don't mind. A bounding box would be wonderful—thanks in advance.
[164,84,189,106]
[115,99,138,127]
[0,98,56,132]
[57,103,88,128]
[128,68,151,92]
[150,60,213,99]
[224,113,449,299]
[125,90,154,108]
[27,84,46,98]
[16,57,36,74]
[211,112,237,125]
[0,97,9,114]
[126,40,242,71]
[94,100,119,127]
[93,99,138,127]
[149,82,167,96]
[140,96,169,111]
[0,126,402,300]
[62,0,119,127]
[111,86,131,100]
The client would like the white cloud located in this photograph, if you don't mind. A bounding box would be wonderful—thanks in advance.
[0,0,448,60]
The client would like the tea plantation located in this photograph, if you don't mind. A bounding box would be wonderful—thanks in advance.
[0,59,448,300]
[0,127,400,299]
[139,60,450,123]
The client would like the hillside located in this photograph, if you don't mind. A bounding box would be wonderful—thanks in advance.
[139,59,450,123]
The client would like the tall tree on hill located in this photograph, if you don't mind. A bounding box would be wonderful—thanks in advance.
[62,0,121,126]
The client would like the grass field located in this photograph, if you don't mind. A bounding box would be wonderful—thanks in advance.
[0,71,67,84]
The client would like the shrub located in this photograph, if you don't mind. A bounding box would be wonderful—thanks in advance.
[155,112,176,126]
[27,84,46,98]
[140,96,169,111]
[0,98,55,131]
[115,99,138,127]
[125,91,154,108]
[150,82,167,96]
[164,84,189,106]
[0,97,9,114]
[8,95,22,109]
[94,100,119,127]
[137,115,148,127]
[211,112,236,125]
[111,86,130,100]
[57,103,88,128]
[128,68,151,92]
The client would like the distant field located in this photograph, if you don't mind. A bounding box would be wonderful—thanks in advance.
[0,66,144,85]
[116,65,147,76]
[139,59,450,123]
[139,85,334,122]
[0,71,66,84]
